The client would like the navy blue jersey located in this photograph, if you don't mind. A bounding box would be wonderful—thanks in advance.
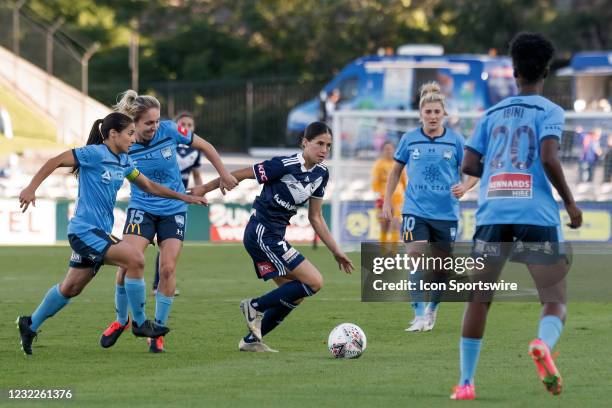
[252,153,328,233]
[69,144,139,235]
[176,144,201,188]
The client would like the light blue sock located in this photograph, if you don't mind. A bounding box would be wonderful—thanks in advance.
[411,302,426,317]
[31,284,70,331]
[409,270,426,317]
[154,292,174,326]
[460,337,482,386]
[124,277,146,326]
[115,284,129,325]
[538,315,563,350]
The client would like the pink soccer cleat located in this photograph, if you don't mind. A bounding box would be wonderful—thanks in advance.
[528,338,562,395]
[450,384,476,400]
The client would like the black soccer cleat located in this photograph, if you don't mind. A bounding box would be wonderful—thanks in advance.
[16,316,38,355]
[100,317,130,348]
[131,319,170,338]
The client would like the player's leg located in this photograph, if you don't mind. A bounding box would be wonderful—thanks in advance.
[425,219,458,330]
[402,214,430,331]
[451,225,507,399]
[18,229,113,355]
[104,239,169,339]
[101,230,151,348]
[152,251,161,294]
[520,225,567,395]
[240,276,298,352]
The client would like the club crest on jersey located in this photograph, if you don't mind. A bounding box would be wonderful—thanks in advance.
[443,149,452,160]
[177,125,189,137]
[161,147,173,160]
[175,214,185,228]
[412,148,420,160]
[101,170,111,184]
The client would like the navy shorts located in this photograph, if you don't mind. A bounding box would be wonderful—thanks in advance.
[401,214,458,252]
[68,229,120,275]
[243,217,305,281]
[123,208,186,243]
[473,224,565,265]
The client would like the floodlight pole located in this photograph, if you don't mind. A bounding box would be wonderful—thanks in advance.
[46,17,64,74]
[81,42,100,95]
[129,19,139,92]
[12,0,28,56]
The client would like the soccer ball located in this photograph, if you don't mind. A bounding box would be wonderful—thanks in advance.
[327,323,367,359]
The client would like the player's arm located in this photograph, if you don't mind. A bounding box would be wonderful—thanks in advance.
[461,149,483,177]
[451,175,479,198]
[540,138,582,228]
[191,135,237,194]
[19,150,75,212]
[188,166,254,196]
[382,161,404,221]
[130,173,207,206]
[308,197,354,274]
[191,169,203,186]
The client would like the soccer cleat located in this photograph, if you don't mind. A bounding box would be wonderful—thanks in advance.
[405,316,430,332]
[240,299,263,341]
[16,316,37,356]
[450,384,476,400]
[131,319,170,338]
[425,305,438,331]
[147,336,165,353]
[238,338,279,353]
[528,338,563,395]
[100,318,130,348]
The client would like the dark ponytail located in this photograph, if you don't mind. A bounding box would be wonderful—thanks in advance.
[72,112,133,176]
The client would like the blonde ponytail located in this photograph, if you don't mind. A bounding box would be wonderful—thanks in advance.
[113,89,160,121]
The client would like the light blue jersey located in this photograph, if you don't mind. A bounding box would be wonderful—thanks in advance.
[466,95,564,226]
[128,120,193,216]
[394,127,465,221]
[68,144,139,235]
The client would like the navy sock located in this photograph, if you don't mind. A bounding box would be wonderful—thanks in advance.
[261,301,297,336]
[251,280,314,312]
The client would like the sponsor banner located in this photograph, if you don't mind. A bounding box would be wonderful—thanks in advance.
[209,203,320,243]
[0,199,56,244]
[486,173,532,199]
[341,201,612,243]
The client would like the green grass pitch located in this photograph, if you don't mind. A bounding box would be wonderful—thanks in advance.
[1,245,610,407]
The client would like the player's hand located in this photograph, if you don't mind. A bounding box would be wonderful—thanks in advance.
[381,201,394,222]
[565,203,582,229]
[451,183,468,198]
[219,173,238,195]
[182,194,208,206]
[188,184,208,196]
[334,252,354,275]
[18,186,37,212]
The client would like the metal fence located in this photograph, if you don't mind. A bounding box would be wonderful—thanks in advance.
[90,77,326,151]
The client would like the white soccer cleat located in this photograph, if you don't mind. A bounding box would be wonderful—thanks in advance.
[239,338,278,353]
[405,316,430,332]
[240,299,263,340]
[425,305,438,331]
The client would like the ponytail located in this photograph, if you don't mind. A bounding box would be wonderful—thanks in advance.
[72,113,133,177]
